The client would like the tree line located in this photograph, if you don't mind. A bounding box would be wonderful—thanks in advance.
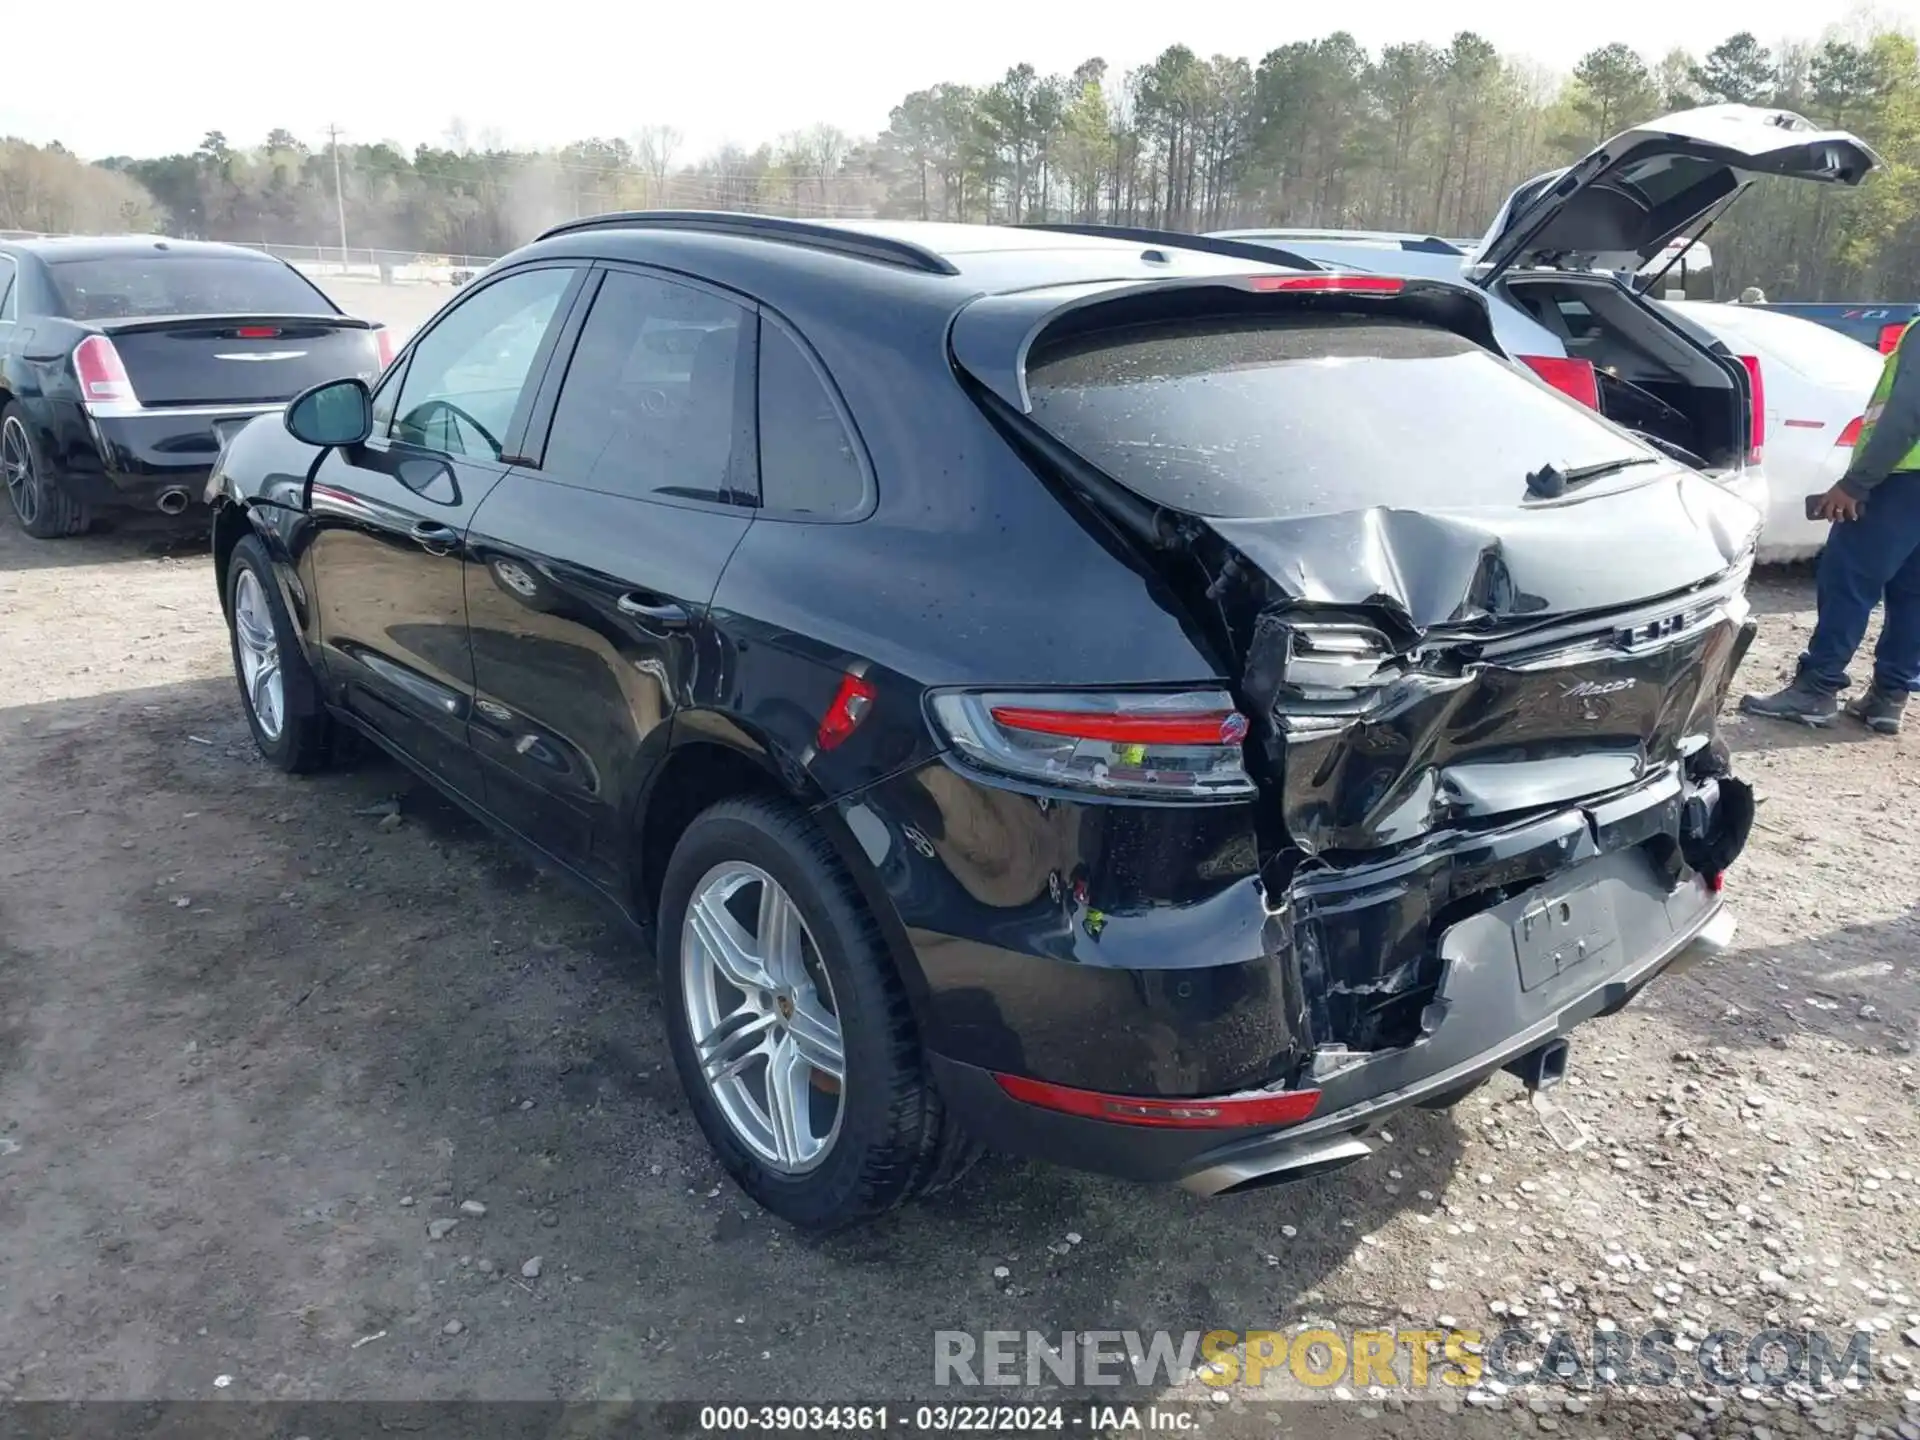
[0,26,1917,299]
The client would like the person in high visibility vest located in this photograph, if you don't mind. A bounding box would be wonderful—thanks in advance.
[1742,316,1920,734]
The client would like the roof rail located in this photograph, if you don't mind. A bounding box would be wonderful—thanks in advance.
[533,210,960,276]
[1016,223,1325,274]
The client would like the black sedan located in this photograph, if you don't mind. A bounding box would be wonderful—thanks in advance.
[206,213,1758,1230]
[0,235,395,537]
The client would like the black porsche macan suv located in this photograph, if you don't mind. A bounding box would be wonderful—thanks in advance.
[207,213,1758,1229]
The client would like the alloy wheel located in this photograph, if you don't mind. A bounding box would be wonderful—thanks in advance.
[233,569,285,741]
[680,861,847,1174]
[2,417,38,529]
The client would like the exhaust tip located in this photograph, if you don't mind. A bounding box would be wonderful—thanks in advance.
[1181,1135,1373,1198]
[156,487,191,516]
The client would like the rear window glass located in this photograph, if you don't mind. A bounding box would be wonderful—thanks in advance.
[48,256,334,321]
[1025,315,1654,519]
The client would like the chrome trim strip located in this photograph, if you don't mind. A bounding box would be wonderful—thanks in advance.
[84,401,286,422]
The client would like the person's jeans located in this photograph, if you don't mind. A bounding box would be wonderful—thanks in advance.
[1799,472,1920,694]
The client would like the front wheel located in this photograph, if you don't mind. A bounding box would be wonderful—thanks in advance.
[658,796,970,1230]
[225,533,334,772]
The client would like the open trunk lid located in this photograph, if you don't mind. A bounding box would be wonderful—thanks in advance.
[1473,105,1878,286]
[954,278,1761,854]
[88,314,381,407]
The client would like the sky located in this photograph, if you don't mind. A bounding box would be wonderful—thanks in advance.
[5,0,1915,162]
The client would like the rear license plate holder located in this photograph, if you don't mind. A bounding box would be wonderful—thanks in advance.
[1511,885,1620,992]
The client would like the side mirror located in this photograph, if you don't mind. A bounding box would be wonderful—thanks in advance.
[285,378,373,448]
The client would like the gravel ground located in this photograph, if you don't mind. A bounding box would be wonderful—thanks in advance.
[0,289,1916,1434]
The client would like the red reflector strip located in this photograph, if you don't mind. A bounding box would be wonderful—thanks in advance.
[989,706,1247,746]
[815,671,876,752]
[1245,274,1405,294]
[1837,416,1864,447]
[1518,354,1601,411]
[994,1072,1322,1129]
[234,326,281,339]
[1781,418,1825,429]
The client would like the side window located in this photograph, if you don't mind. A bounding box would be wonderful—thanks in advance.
[541,270,754,505]
[388,266,574,460]
[757,321,867,518]
[0,258,16,321]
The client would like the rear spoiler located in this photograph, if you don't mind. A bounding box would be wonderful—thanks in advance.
[951,273,1502,414]
[84,312,368,335]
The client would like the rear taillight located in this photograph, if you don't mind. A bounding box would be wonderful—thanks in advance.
[1879,322,1907,355]
[234,325,282,339]
[373,326,401,370]
[1518,354,1601,410]
[73,335,135,410]
[1737,354,1765,463]
[994,1072,1322,1129]
[928,689,1255,799]
[1837,415,1864,447]
[1245,274,1404,294]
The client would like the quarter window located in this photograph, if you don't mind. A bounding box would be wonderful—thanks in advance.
[388,266,574,460]
[757,321,866,517]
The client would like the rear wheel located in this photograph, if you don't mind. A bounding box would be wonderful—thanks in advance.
[658,796,968,1230]
[225,534,334,773]
[2,404,89,538]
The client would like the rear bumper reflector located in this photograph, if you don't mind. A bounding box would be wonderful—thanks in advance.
[992,1072,1322,1129]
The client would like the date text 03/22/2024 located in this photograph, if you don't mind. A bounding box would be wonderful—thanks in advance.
[697,1404,1199,1433]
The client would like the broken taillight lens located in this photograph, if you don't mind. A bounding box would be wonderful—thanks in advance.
[816,670,876,752]
[1277,624,1394,707]
[927,689,1255,799]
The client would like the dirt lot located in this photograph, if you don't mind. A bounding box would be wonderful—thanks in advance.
[0,289,1917,1432]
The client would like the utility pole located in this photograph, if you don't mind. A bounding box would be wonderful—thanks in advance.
[326,124,349,267]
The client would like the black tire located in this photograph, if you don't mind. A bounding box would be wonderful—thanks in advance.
[658,796,970,1230]
[224,533,334,773]
[2,403,90,538]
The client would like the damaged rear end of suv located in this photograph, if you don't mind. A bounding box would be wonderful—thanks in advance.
[926,266,1759,1196]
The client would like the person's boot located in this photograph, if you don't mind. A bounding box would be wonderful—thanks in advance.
[1846,684,1908,735]
[1740,675,1840,727]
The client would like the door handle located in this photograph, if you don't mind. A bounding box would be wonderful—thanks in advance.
[410,520,458,554]
[616,592,690,626]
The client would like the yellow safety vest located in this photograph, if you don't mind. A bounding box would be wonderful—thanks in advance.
[1853,318,1920,473]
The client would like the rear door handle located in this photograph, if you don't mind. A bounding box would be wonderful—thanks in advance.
[410,520,459,554]
[616,592,690,626]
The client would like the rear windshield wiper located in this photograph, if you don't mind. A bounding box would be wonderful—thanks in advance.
[1525,455,1660,499]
